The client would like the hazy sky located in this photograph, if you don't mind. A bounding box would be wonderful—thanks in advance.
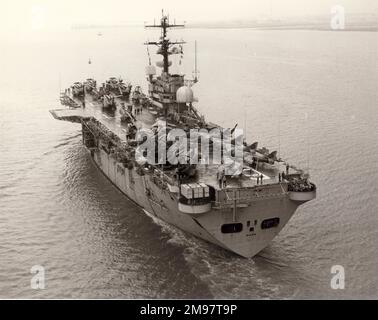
[1,0,377,32]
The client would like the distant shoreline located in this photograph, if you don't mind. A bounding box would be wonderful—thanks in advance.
[188,25,378,32]
[71,23,378,32]
[71,15,378,32]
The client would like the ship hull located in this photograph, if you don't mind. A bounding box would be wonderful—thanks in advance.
[88,137,301,258]
[50,14,315,259]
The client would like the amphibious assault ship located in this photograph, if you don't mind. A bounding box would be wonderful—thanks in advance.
[50,13,316,258]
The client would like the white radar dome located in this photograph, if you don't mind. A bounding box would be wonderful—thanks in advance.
[176,86,194,103]
[145,65,156,75]
[156,61,172,68]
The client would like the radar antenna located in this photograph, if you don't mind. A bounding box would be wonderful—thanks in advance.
[144,11,185,74]
[193,40,199,83]
[146,45,152,65]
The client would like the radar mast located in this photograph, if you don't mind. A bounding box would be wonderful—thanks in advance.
[144,11,185,74]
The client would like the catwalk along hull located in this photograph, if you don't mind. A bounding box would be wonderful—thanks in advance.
[88,130,301,258]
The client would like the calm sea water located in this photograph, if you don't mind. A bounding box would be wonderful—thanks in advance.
[0,27,377,299]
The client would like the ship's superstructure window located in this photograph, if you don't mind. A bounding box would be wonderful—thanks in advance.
[261,218,280,229]
[221,223,243,234]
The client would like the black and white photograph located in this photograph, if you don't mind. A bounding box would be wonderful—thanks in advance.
[0,0,377,303]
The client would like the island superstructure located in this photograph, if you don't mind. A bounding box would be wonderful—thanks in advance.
[50,13,316,258]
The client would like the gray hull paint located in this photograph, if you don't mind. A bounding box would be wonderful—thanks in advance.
[90,141,300,258]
